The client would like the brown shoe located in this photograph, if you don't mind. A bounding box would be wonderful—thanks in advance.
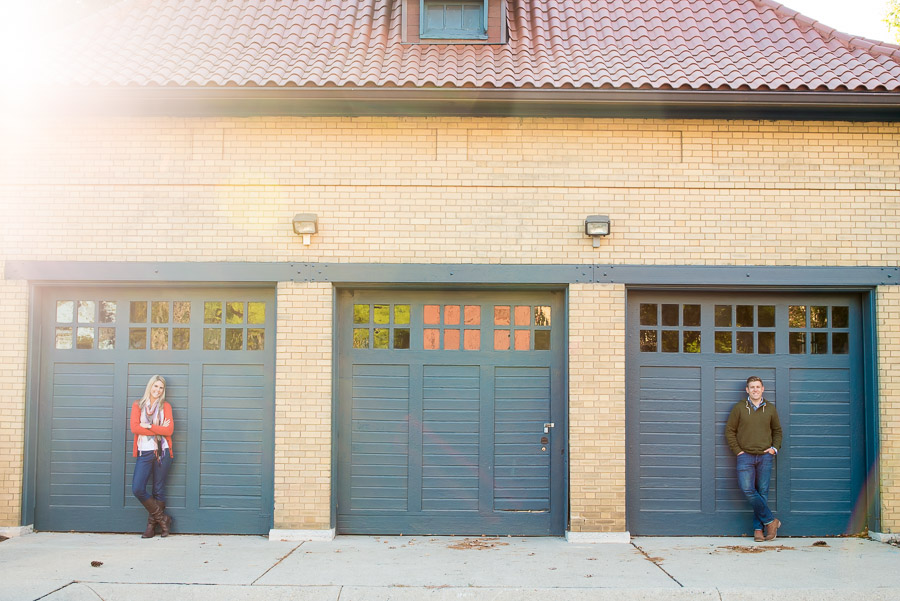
[139,498,161,538]
[764,519,781,541]
[754,529,764,542]
[157,500,173,538]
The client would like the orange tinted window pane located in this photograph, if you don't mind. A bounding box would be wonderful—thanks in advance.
[515,306,531,326]
[424,329,440,349]
[424,305,441,325]
[464,305,481,325]
[445,305,460,325]
[494,329,510,350]
[494,306,510,326]
[514,330,531,350]
[464,329,480,350]
[444,329,460,350]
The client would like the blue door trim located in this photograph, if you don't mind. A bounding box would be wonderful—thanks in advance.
[6,261,899,287]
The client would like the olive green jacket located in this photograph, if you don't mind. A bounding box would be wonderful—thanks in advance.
[724,398,783,456]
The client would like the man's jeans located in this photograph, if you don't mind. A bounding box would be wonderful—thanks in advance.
[132,450,173,503]
[736,452,775,531]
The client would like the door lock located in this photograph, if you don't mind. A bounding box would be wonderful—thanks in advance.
[543,422,555,434]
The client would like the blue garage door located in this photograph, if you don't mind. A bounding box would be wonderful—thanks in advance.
[336,289,566,535]
[34,286,275,534]
[626,291,865,536]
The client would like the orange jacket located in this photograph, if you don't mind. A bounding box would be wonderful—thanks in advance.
[130,401,174,457]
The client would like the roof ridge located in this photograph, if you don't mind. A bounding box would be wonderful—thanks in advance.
[752,0,900,60]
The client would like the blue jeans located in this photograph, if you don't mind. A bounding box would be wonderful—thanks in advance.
[132,450,173,504]
[736,452,775,531]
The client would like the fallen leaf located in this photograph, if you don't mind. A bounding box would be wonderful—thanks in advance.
[90,561,103,567]
[812,541,829,547]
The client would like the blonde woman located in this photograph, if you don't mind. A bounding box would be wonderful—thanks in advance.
[130,375,174,538]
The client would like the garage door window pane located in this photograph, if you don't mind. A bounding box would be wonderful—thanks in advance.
[758,331,775,354]
[151,301,169,324]
[494,306,510,326]
[534,306,550,326]
[373,328,389,349]
[789,331,805,354]
[204,302,222,324]
[736,305,754,328]
[424,305,440,325]
[514,329,530,350]
[640,304,657,326]
[78,301,95,323]
[464,329,480,351]
[444,305,461,325]
[99,327,115,350]
[661,330,679,352]
[225,328,243,350]
[55,327,73,349]
[810,306,828,328]
[203,328,221,350]
[57,301,74,323]
[226,302,244,324]
[715,305,731,327]
[354,304,370,324]
[534,330,550,350]
[151,328,168,350]
[424,328,440,349]
[811,332,827,354]
[247,328,264,351]
[736,331,754,354]
[789,305,806,328]
[76,327,94,349]
[353,328,370,349]
[393,328,410,349]
[131,301,148,323]
[173,328,190,350]
[640,330,657,352]
[715,331,732,353]
[683,331,700,353]
[464,305,481,325]
[394,305,410,325]
[758,305,775,328]
[494,329,510,350]
[832,306,849,328]
[129,328,147,349]
[248,302,265,324]
[174,301,191,324]
[683,304,700,327]
[444,329,460,350]
[660,304,678,326]
[374,304,391,325]
[832,332,849,354]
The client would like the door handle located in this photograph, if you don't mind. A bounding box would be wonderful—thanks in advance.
[543,422,555,434]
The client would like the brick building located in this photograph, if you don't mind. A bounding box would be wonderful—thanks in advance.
[1,0,899,541]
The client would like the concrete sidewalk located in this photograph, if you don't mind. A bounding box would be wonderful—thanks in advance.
[0,533,898,601]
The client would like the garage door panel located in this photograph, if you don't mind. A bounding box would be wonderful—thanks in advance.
[38,287,274,534]
[338,290,564,535]
[628,291,864,536]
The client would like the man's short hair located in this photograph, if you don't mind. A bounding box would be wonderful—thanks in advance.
[746,375,763,386]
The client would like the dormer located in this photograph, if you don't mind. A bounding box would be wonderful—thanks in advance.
[402,0,507,44]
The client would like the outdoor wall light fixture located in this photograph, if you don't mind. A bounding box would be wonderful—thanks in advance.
[584,215,610,247]
[292,213,318,245]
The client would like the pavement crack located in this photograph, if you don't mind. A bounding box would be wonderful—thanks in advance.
[251,541,304,585]
[83,584,106,600]
[336,585,344,601]
[33,581,77,600]
[631,542,684,588]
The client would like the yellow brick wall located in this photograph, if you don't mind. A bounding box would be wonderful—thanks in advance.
[0,261,28,527]
[2,118,898,266]
[878,286,900,533]
[2,116,900,532]
[569,284,626,532]
[274,282,333,530]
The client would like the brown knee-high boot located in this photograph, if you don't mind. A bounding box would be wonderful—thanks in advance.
[157,500,173,537]
[139,498,163,538]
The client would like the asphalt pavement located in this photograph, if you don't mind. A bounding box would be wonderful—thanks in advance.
[0,532,898,601]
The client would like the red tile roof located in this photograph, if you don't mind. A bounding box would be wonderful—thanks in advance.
[49,0,900,92]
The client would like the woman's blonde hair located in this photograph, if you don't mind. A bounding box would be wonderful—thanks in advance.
[139,374,166,410]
